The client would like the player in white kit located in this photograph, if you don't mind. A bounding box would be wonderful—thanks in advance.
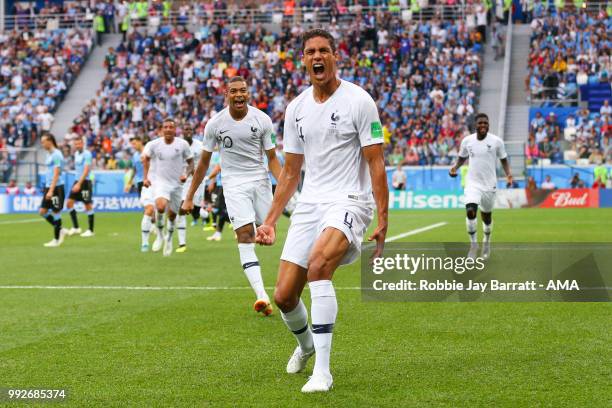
[142,118,194,257]
[182,76,283,316]
[176,123,204,253]
[449,113,513,260]
[256,29,389,393]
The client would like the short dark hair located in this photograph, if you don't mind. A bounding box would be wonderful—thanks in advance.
[42,133,58,148]
[129,136,142,142]
[302,29,336,53]
[162,117,176,125]
[228,75,247,85]
[475,113,489,122]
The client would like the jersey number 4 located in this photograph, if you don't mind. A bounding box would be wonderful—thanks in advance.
[343,212,353,229]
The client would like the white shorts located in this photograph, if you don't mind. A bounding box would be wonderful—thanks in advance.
[464,187,496,213]
[182,180,204,206]
[140,185,154,207]
[280,200,374,269]
[224,179,272,230]
[153,183,182,213]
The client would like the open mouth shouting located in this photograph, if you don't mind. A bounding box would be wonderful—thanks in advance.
[233,98,246,109]
[312,63,325,78]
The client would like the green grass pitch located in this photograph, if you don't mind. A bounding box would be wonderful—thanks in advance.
[0,209,610,407]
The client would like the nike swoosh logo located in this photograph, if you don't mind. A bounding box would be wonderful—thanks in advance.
[296,117,304,122]
[219,130,229,134]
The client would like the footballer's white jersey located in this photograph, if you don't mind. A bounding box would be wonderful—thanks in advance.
[459,132,507,192]
[185,138,203,184]
[283,79,384,204]
[203,105,276,187]
[143,137,193,189]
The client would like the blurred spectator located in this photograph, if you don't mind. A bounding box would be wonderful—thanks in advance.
[541,175,555,190]
[525,136,540,164]
[5,179,19,194]
[570,173,585,188]
[601,100,612,117]
[23,181,36,195]
[526,176,537,191]
[391,165,406,191]
[592,176,606,189]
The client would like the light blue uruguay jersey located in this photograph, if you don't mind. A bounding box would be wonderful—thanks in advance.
[74,149,93,180]
[45,148,65,187]
[132,150,144,183]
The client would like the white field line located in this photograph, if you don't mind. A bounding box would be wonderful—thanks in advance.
[0,222,446,292]
[0,218,43,225]
[385,222,447,242]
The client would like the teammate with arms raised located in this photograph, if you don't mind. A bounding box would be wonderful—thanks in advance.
[142,118,194,256]
[256,29,388,393]
[65,137,95,237]
[449,112,513,259]
[182,76,282,316]
[176,123,204,253]
[39,133,67,247]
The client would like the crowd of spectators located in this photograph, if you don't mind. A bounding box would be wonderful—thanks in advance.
[0,28,93,152]
[525,6,610,103]
[527,106,611,165]
[62,5,484,169]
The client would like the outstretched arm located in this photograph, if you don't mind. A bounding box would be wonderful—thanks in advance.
[363,144,388,258]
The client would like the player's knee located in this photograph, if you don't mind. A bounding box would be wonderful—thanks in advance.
[307,255,333,281]
[66,200,74,209]
[156,204,166,213]
[274,288,298,312]
[481,212,492,224]
[466,203,478,219]
[39,208,46,216]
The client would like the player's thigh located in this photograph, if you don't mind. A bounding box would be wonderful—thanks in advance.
[224,185,255,230]
[140,186,154,207]
[307,227,351,281]
[252,179,273,226]
[168,187,182,214]
[463,187,482,207]
[479,191,495,213]
[315,201,374,269]
[280,203,319,269]
[153,185,171,209]
[81,180,93,204]
[274,260,308,310]
[53,186,65,212]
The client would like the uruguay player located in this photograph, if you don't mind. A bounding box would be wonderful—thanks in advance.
[39,133,67,247]
[66,137,95,237]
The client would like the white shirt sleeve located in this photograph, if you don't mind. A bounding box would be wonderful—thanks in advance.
[283,103,304,155]
[142,140,154,158]
[261,113,276,151]
[202,120,217,153]
[355,92,383,147]
[496,138,508,160]
[459,137,469,158]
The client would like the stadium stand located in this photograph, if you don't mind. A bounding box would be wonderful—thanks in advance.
[525,4,610,166]
[62,6,484,169]
[0,27,93,149]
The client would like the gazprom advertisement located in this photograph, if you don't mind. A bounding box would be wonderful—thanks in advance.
[0,194,143,214]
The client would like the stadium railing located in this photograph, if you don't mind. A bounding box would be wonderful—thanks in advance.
[1,4,474,32]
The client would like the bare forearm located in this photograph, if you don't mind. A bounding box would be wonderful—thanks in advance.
[452,156,467,170]
[143,158,150,180]
[269,156,283,182]
[370,157,389,224]
[501,159,512,177]
[50,168,60,190]
[265,168,299,226]
[78,165,90,184]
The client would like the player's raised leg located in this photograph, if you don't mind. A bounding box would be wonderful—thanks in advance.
[236,223,272,315]
[140,203,155,252]
[274,261,314,373]
[153,197,168,252]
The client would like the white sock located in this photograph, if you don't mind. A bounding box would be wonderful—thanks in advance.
[466,217,477,244]
[155,211,164,237]
[238,243,268,300]
[309,280,337,377]
[177,215,187,246]
[167,218,175,239]
[483,221,493,243]
[141,215,152,245]
[280,299,314,353]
